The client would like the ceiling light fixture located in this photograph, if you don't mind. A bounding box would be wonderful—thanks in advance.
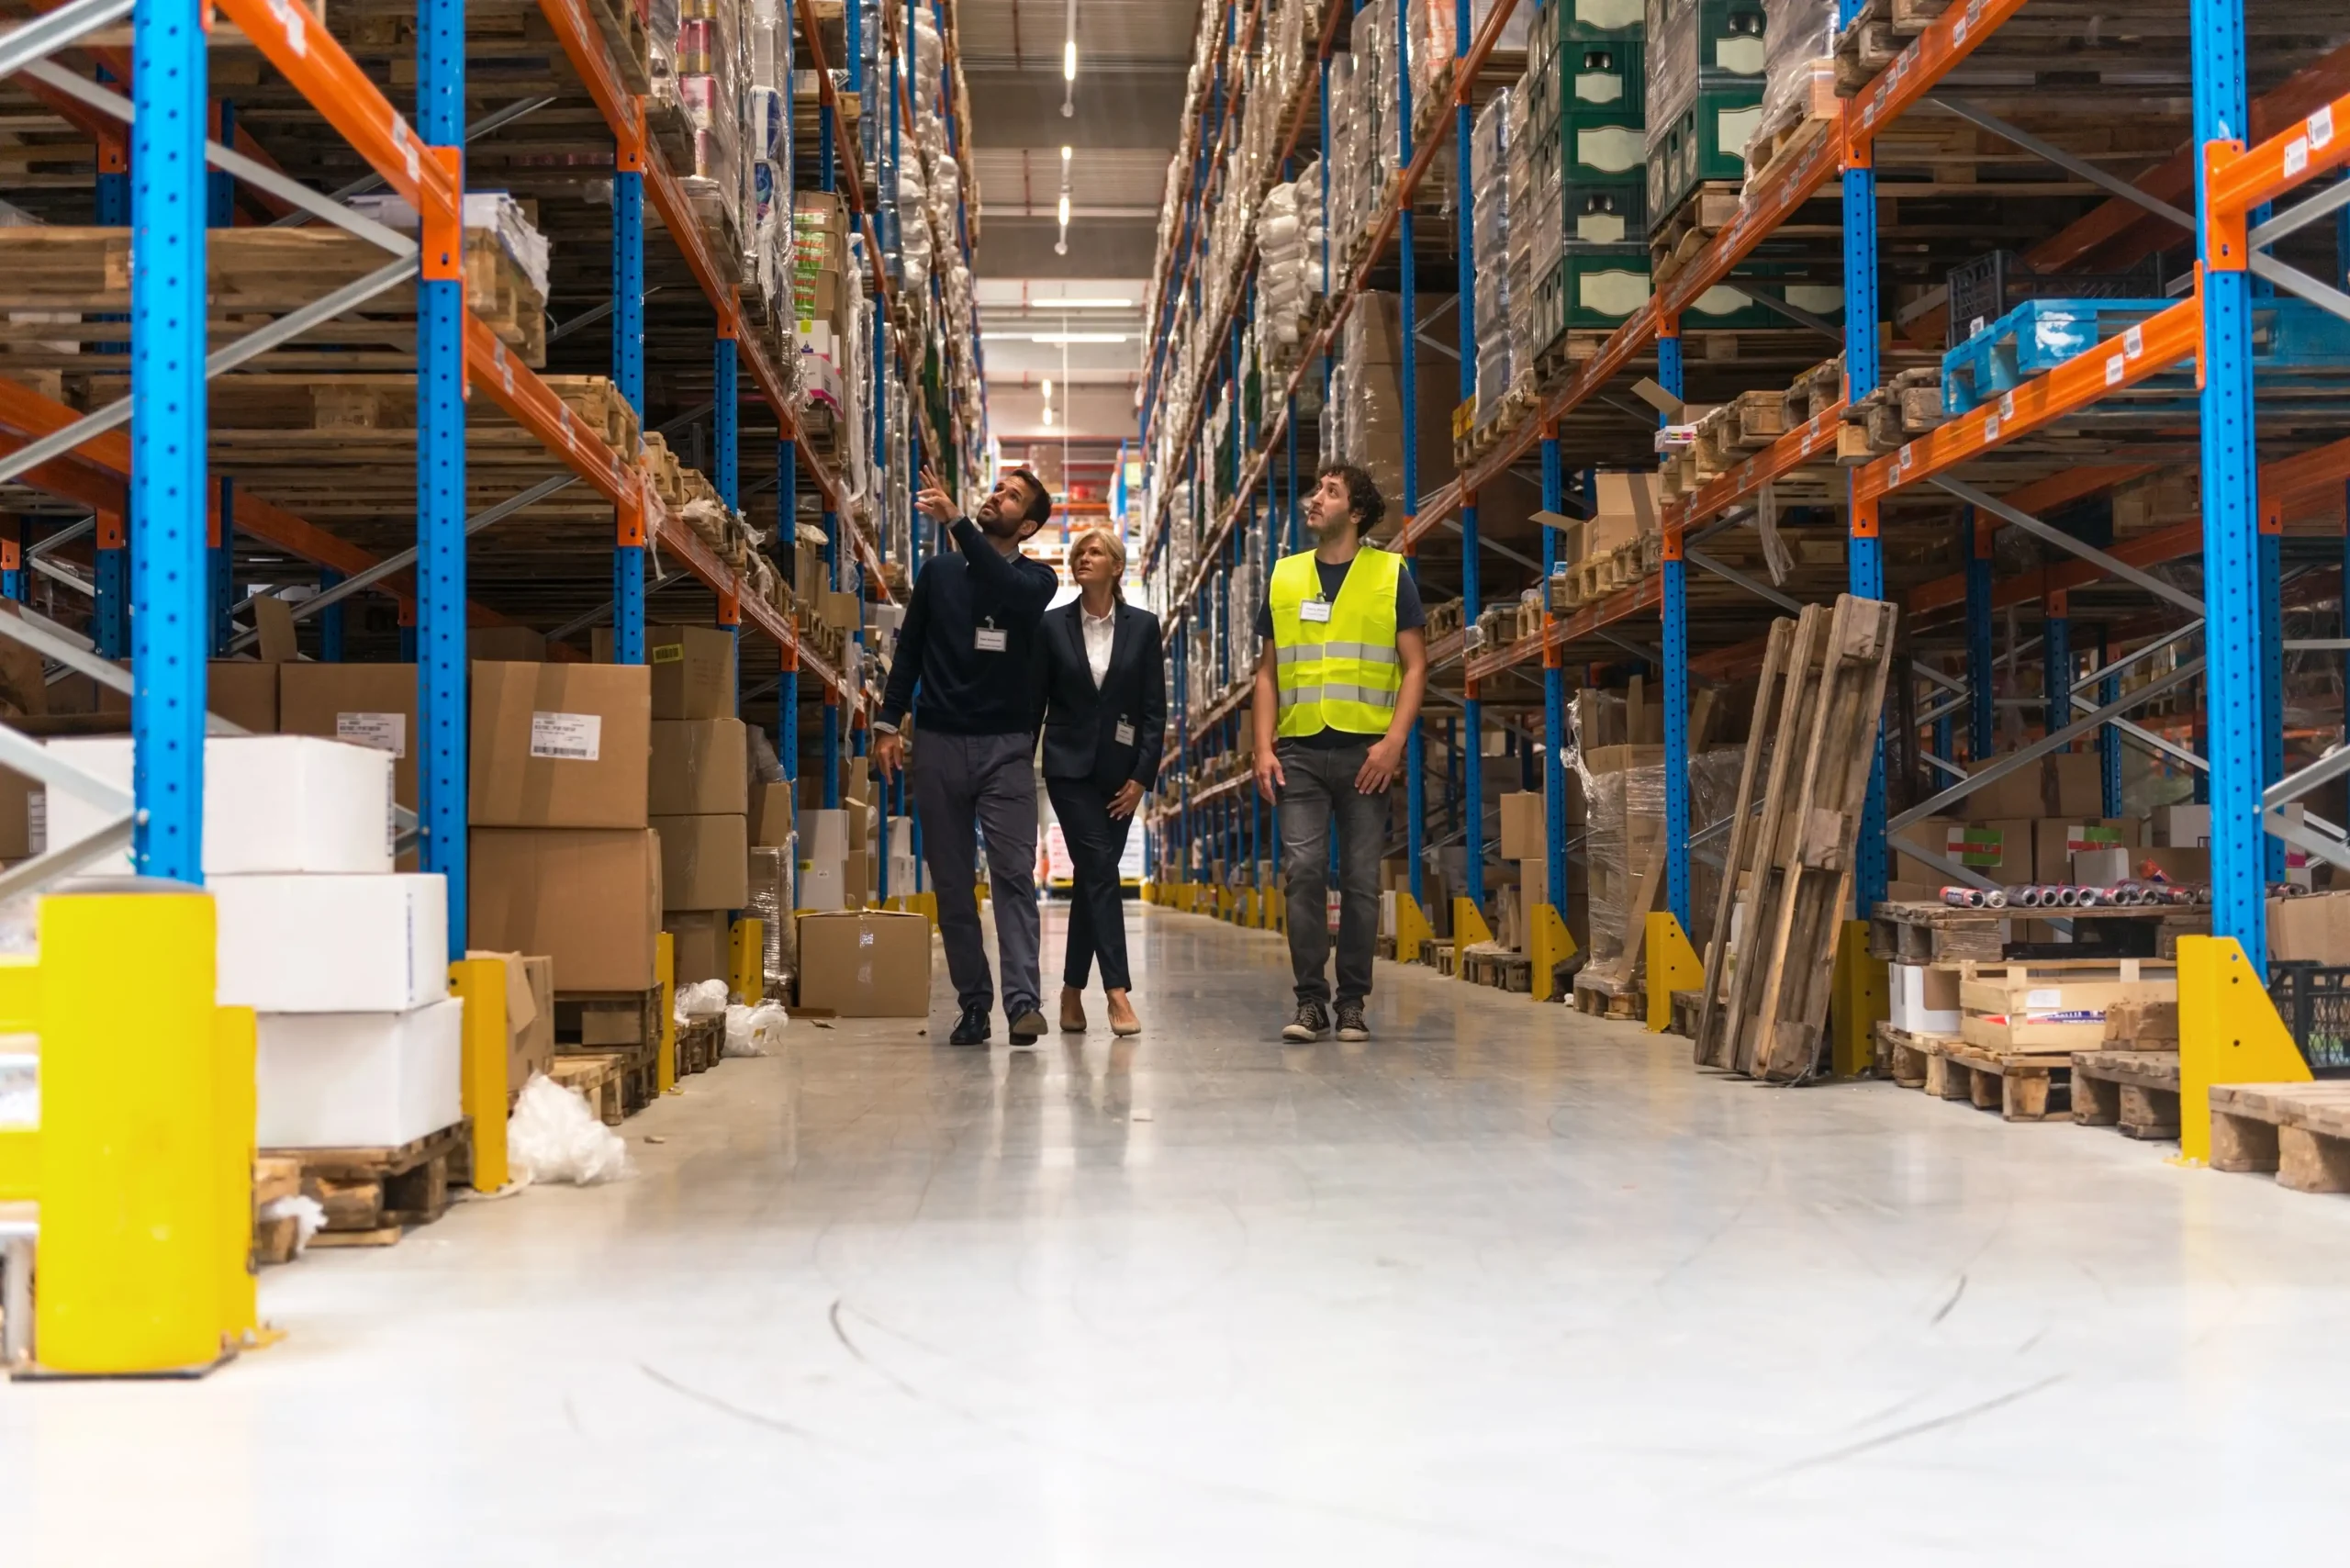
[1061,0,1078,117]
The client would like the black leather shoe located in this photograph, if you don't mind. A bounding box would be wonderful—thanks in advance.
[948,1006,991,1047]
[1007,1005,1047,1046]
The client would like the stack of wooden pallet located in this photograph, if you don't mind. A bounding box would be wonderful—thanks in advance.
[1690,596,1899,1082]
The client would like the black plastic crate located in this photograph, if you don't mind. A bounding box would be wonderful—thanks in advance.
[2267,962,2350,1078]
[1946,250,2165,344]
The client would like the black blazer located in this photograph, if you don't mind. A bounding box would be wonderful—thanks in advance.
[1038,598,1165,789]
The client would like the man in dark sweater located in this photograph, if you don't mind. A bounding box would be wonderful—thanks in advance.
[876,465,1060,1046]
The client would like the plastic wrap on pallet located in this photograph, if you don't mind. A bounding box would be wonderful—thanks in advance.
[1415,0,1532,107]
[1746,0,1836,177]
[347,191,552,302]
[1471,89,1514,427]
[1562,692,1741,976]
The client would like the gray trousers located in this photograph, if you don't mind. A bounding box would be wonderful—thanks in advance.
[1276,737,1389,1008]
[913,732,1042,1017]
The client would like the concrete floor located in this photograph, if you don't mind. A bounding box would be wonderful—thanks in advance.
[6,902,2350,1564]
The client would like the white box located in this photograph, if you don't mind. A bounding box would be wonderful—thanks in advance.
[214,874,448,1013]
[886,817,913,858]
[1894,963,1962,1037]
[803,807,850,862]
[256,998,463,1148]
[2074,847,2132,887]
[47,735,395,876]
[887,852,917,896]
[798,857,845,911]
[2152,804,2210,848]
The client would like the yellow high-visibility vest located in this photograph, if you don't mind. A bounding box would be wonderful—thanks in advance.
[1268,547,1404,738]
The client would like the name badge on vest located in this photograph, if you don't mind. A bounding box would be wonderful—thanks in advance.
[1300,599,1333,623]
[1114,720,1136,746]
[975,622,1008,652]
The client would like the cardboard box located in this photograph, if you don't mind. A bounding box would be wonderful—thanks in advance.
[846,801,870,854]
[1891,817,1960,884]
[2271,890,2350,963]
[752,781,796,846]
[1959,961,2177,1052]
[469,828,662,990]
[2152,803,2210,847]
[466,948,554,1092]
[1958,756,2044,820]
[2136,846,2209,885]
[2033,818,2141,883]
[653,812,749,910]
[666,911,728,983]
[1945,819,2035,885]
[2074,846,2132,888]
[1891,963,1961,1036]
[799,856,845,912]
[795,909,930,1014]
[0,765,38,860]
[803,807,850,862]
[596,624,738,718]
[1498,791,1548,860]
[650,718,747,816]
[214,874,449,1013]
[469,627,549,663]
[256,998,464,1148]
[844,848,872,906]
[885,817,913,859]
[207,660,280,734]
[48,734,395,876]
[278,662,419,807]
[471,660,651,828]
[2051,752,2108,819]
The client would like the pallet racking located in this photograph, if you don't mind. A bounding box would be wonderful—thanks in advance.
[1136,0,2350,1007]
[0,0,989,928]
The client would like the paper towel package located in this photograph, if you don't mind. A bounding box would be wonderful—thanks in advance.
[255,998,464,1148]
[213,873,449,1012]
[46,734,395,875]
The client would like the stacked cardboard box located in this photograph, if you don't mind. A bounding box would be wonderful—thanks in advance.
[467,659,661,992]
[50,735,461,1148]
[645,638,748,983]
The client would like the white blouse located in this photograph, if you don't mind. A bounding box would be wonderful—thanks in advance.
[1081,603,1116,688]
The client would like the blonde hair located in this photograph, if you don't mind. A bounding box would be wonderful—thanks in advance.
[1068,525,1127,599]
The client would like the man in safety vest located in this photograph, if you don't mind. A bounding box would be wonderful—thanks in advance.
[1250,463,1429,1042]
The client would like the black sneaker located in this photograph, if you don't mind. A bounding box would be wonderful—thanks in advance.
[948,1006,991,1047]
[1334,1002,1369,1042]
[1282,1002,1330,1043]
[1007,1004,1046,1046]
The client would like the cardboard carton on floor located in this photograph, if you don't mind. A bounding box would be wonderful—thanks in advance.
[650,718,748,816]
[256,998,464,1148]
[471,660,651,829]
[665,911,728,984]
[466,948,555,1092]
[796,910,930,1015]
[278,661,419,806]
[654,812,749,910]
[469,827,662,990]
[595,624,737,719]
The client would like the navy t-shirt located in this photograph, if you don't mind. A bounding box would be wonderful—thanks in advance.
[1255,554,1426,747]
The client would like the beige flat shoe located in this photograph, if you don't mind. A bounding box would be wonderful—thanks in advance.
[1106,991,1142,1036]
[1060,988,1088,1034]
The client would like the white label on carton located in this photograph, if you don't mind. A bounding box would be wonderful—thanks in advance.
[26,790,43,857]
[530,711,602,761]
[2026,987,2065,1009]
[337,711,408,758]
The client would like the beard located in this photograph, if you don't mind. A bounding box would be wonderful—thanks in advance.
[976,501,1023,539]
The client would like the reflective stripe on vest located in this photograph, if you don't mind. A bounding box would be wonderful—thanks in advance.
[1268,547,1405,738]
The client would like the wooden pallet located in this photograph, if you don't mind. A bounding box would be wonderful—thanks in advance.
[2208,1081,2350,1193]
[2071,1049,2182,1139]
[1462,947,1533,993]
[1695,598,1898,1081]
[676,1014,724,1078]
[1572,972,1640,1020]
[1875,1020,1958,1088]
[1669,987,1704,1039]
[549,1052,631,1126]
[252,1154,305,1266]
[554,987,663,1117]
[262,1121,472,1248]
[1866,900,2200,964]
[1649,184,1743,286]
[1923,1038,2072,1122]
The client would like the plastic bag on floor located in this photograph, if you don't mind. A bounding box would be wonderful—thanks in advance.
[260,1193,326,1254]
[673,978,730,1024]
[507,1072,633,1186]
[723,1001,789,1057]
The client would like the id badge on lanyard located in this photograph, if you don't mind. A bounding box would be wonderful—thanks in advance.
[975,616,1008,653]
[1299,599,1333,624]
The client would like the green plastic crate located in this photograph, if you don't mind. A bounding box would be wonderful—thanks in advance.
[1528,106,1650,187]
[1536,243,1653,349]
[1644,74,1764,223]
[1534,0,1647,59]
[1524,39,1647,122]
[1644,0,1766,129]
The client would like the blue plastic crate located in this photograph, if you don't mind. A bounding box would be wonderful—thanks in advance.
[1942,296,2350,415]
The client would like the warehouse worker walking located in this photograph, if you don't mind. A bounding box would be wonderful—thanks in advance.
[1251,464,1428,1043]
[876,466,1059,1047]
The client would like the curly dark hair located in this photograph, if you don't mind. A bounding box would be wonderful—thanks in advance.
[1316,462,1386,535]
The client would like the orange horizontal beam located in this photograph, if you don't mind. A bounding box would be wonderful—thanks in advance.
[1853,291,2202,505]
[2209,94,2350,223]
[1666,399,1850,530]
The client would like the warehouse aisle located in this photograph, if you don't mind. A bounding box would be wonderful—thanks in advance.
[9,904,2350,1565]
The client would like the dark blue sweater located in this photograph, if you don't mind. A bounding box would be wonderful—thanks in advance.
[878,518,1059,736]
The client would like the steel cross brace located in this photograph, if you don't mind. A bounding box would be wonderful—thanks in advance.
[1930,475,2205,617]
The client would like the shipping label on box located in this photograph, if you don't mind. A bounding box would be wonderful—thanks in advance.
[472,662,649,829]
[336,710,408,757]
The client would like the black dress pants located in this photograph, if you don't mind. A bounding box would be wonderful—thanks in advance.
[1046,775,1135,991]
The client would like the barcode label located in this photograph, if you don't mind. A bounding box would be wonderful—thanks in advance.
[337,711,407,758]
[652,643,685,664]
[530,711,602,761]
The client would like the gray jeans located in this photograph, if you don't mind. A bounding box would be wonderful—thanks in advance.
[1277,738,1389,1008]
[913,732,1042,1017]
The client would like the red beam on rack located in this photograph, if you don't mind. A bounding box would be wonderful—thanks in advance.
[1852,291,2202,505]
